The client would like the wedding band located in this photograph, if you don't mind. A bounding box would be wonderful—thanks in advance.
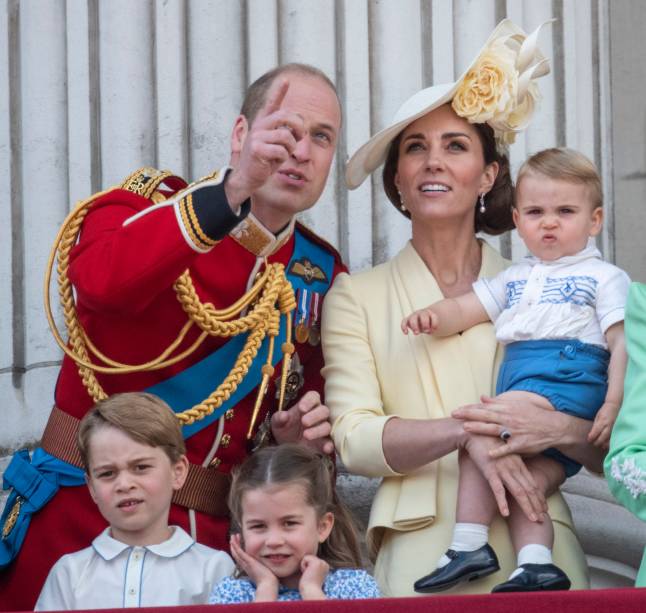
[500,429,511,442]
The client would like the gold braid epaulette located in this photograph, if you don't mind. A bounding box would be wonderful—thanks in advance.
[44,167,297,432]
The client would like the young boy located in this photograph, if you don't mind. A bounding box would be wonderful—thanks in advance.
[35,393,234,610]
[403,148,630,593]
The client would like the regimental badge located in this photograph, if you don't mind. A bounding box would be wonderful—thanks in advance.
[250,412,273,452]
[2,496,23,539]
[288,258,328,285]
[293,289,323,345]
[275,352,305,408]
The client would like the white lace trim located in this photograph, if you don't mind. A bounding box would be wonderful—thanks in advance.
[610,457,646,499]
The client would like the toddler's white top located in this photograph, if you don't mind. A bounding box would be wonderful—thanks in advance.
[473,244,630,348]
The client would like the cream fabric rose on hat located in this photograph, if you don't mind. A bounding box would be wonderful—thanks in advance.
[452,23,551,147]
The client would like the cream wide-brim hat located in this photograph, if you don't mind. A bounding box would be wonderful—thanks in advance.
[345,18,551,190]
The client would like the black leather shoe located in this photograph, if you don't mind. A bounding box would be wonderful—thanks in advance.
[414,544,500,593]
[491,563,571,593]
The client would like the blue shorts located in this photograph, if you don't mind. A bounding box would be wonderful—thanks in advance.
[496,339,610,477]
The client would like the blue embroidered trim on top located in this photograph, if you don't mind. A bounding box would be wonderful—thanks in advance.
[540,275,597,306]
[505,280,527,307]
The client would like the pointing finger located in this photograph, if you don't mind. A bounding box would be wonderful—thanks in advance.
[260,79,289,118]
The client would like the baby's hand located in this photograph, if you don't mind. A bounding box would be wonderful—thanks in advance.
[588,401,620,448]
[298,554,329,600]
[229,534,278,602]
[401,308,439,335]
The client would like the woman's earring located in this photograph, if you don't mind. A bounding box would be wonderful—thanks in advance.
[398,190,407,212]
[478,193,486,214]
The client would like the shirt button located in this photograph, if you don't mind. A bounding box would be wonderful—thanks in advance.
[128,588,136,595]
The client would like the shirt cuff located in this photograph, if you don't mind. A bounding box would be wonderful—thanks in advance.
[472,278,502,321]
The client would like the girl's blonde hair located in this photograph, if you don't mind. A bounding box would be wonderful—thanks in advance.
[516,147,602,209]
[229,444,363,569]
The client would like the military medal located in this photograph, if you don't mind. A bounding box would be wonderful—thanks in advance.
[294,288,312,343]
[295,322,309,343]
[307,292,321,346]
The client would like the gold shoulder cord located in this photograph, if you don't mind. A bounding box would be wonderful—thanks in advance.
[44,168,297,437]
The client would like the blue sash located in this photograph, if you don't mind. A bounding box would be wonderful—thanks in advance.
[1,449,85,569]
[0,227,334,569]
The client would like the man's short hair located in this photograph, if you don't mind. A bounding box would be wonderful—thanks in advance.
[77,392,186,471]
[240,63,339,125]
[517,147,603,209]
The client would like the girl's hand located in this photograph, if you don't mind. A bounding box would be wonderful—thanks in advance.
[298,554,329,600]
[229,534,279,602]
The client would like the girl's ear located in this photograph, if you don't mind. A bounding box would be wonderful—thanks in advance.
[171,455,189,491]
[317,512,335,543]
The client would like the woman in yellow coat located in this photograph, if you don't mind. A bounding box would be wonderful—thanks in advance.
[322,20,598,597]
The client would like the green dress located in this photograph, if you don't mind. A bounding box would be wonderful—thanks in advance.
[605,282,646,586]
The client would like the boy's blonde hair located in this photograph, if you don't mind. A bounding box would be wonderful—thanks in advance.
[77,392,185,471]
[516,147,602,209]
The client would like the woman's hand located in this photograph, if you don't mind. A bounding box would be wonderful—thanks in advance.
[453,395,563,458]
[461,433,547,522]
[229,534,279,602]
[453,394,604,473]
[299,555,329,600]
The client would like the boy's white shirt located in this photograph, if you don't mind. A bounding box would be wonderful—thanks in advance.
[34,526,234,610]
[473,243,631,348]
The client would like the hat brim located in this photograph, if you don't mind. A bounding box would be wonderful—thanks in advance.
[345,19,529,190]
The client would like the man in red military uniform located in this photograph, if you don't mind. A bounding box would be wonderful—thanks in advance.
[0,63,346,611]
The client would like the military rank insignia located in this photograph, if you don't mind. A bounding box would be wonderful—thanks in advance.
[288,258,328,285]
[293,288,322,346]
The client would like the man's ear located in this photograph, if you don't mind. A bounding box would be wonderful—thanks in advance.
[230,115,249,157]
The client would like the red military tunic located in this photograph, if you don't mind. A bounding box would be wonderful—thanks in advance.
[0,168,346,611]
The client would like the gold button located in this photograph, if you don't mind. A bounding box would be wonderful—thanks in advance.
[210,457,221,468]
[224,409,235,420]
[221,434,231,447]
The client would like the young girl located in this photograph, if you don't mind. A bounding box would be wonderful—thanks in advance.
[402,148,630,593]
[208,444,381,602]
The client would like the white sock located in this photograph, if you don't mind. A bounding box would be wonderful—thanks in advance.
[437,523,489,568]
[509,544,553,579]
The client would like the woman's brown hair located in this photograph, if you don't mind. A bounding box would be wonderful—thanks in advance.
[382,106,514,235]
[228,444,363,569]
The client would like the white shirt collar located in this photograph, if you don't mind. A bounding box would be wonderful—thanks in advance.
[525,241,602,266]
[92,526,194,561]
